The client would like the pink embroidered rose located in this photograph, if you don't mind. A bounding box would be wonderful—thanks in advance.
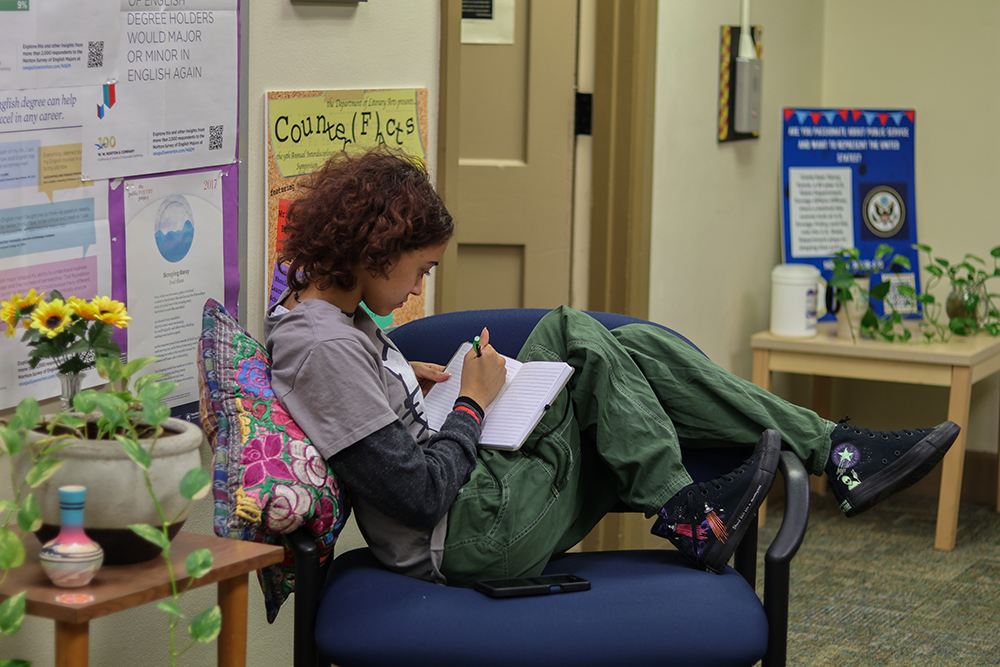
[266,484,313,533]
[306,496,335,535]
[240,434,295,488]
[271,402,307,441]
[287,439,329,487]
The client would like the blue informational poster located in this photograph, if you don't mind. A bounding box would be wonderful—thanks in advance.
[781,108,920,320]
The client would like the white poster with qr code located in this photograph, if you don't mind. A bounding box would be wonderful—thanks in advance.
[0,0,120,89]
[80,0,238,180]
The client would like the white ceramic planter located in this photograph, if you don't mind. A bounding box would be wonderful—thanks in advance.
[15,417,205,564]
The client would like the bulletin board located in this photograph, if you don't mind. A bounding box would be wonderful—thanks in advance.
[0,0,243,411]
[264,88,429,328]
[781,107,920,320]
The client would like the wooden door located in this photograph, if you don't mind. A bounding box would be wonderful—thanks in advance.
[437,0,578,312]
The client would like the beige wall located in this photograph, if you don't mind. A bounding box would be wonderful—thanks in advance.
[648,0,825,376]
[649,0,998,454]
[0,2,438,665]
[819,0,1000,452]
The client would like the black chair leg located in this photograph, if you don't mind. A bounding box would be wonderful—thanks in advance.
[733,515,758,589]
[287,530,324,667]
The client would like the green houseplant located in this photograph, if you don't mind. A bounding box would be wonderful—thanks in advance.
[0,291,219,666]
[828,244,915,342]
[914,243,1000,339]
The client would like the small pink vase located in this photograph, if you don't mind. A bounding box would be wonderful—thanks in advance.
[39,485,104,588]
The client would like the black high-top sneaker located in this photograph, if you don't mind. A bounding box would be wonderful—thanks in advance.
[651,429,780,574]
[825,418,960,517]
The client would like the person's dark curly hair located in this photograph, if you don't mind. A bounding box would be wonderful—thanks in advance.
[279,146,453,293]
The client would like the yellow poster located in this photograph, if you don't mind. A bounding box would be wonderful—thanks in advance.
[265,88,429,326]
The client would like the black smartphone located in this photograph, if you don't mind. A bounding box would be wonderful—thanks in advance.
[473,573,591,599]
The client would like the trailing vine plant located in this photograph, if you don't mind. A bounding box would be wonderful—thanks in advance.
[0,357,218,666]
[914,243,1000,340]
[828,244,914,343]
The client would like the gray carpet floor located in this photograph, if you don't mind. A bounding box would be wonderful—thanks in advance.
[756,494,1000,667]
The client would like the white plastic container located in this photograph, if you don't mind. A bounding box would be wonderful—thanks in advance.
[770,264,819,338]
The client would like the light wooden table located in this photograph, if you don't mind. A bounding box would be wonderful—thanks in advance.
[0,531,284,667]
[751,324,1000,551]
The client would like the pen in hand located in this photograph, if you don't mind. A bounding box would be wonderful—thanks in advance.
[473,335,482,357]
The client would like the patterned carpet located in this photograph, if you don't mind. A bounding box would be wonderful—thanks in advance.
[756,493,1000,667]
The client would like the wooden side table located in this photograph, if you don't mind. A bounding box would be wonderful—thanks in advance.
[751,324,1000,551]
[0,531,284,667]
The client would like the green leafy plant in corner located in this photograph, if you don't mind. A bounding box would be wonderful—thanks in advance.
[914,243,1000,340]
[828,244,915,343]
[0,396,71,667]
[0,356,217,666]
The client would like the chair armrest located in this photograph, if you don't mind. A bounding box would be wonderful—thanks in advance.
[761,450,811,667]
[287,529,329,667]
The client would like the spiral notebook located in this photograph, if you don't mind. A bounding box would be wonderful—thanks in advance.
[422,342,574,450]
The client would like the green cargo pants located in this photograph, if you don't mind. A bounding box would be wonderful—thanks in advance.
[440,306,834,585]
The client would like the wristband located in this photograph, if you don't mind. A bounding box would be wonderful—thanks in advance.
[453,405,482,424]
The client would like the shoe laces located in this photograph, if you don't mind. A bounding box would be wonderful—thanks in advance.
[837,416,924,440]
[687,454,753,498]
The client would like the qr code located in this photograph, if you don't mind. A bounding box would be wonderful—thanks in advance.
[87,41,104,68]
[209,125,223,151]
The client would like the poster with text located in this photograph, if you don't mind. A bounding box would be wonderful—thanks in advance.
[0,119,111,408]
[781,108,920,320]
[0,0,119,90]
[264,88,429,327]
[81,0,237,180]
[124,169,224,409]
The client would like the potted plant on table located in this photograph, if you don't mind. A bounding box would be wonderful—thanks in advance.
[827,244,915,342]
[914,243,1000,339]
[0,291,220,665]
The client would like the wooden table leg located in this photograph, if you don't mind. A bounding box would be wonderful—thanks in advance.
[55,620,89,667]
[996,377,1000,514]
[936,365,972,551]
[218,574,249,667]
[752,349,772,525]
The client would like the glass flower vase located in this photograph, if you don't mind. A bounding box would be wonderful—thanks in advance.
[57,372,84,412]
[39,485,104,588]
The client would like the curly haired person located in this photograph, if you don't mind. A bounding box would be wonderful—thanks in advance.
[264,146,959,584]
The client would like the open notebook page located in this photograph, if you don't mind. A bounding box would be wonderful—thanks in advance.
[422,342,572,449]
[477,361,574,448]
[421,342,522,432]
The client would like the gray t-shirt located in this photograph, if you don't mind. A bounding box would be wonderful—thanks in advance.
[264,298,449,582]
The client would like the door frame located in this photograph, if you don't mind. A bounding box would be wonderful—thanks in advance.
[436,0,657,319]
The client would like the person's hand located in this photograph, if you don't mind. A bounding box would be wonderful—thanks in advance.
[410,362,450,396]
[459,327,506,408]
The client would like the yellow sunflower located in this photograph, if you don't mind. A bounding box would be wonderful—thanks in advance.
[90,296,131,328]
[0,298,18,338]
[68,296,99,320]
[16,288,45,310]
[29,299,74,338]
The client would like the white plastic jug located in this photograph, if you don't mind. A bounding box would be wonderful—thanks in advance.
[770,264,819,337]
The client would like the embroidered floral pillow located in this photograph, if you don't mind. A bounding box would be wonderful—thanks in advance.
[198,298,350,623]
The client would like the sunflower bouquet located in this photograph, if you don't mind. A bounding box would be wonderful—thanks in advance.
[1,289,131,375]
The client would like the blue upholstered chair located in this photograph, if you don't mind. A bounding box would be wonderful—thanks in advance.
[287,309,810,667]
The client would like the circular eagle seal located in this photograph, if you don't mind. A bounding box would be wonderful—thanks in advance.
[863,186,905,238]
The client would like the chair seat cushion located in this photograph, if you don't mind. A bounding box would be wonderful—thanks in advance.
[316,548,768,667]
